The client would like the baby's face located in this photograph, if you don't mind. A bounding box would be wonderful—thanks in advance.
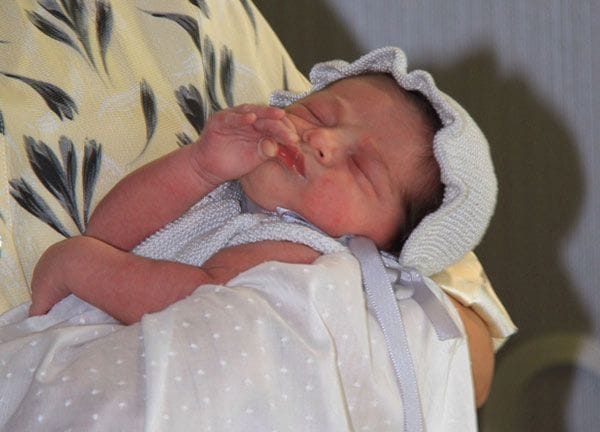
[240,75,431,249]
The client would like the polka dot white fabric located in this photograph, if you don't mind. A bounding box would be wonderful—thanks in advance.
[0,253,476,431]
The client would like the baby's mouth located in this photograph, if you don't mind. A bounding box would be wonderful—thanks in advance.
[276,143,305,178]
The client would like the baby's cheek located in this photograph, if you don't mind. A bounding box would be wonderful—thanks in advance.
[303,179,349,234]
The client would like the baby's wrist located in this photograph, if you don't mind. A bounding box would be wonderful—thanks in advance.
[187,142,224,189]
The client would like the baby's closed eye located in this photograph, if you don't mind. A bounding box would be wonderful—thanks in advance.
[348,153,377,195]
[353,143,393,193]
[350,154,370,179]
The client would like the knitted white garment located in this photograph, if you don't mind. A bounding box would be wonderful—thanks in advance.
[270,47,498,276]
[132,182,346,266]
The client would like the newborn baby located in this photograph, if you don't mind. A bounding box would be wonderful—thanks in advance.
[30,49,497,407]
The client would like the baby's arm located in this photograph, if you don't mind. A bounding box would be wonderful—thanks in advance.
[30,237,493,405]
[85,105,297,250]
[30,237,319,324]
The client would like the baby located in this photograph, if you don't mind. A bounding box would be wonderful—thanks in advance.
[29,49,496,405]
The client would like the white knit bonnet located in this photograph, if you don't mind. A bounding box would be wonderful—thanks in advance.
[270,46,497,276]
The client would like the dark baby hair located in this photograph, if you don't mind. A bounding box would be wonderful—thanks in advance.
[389,90,444,254]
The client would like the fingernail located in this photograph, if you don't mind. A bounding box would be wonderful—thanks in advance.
[259,138,278,157]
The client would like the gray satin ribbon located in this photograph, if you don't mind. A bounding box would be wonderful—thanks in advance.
[396,266,461,341]
[242,195,462,431]
[349,236,424,432]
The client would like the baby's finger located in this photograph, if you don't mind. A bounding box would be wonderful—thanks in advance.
[219,110,256,128]
[253,118,299,146]
[279,114,296,132]
[235,104,286,120]
[29,299,49,317]
[28,287,57,316]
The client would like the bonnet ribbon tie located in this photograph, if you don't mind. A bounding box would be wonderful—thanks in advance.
[349,236,462,432]
[385,261,462,342]
[348,236,424,432]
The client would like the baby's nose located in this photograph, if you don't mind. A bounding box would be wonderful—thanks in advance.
[302,128,345,166]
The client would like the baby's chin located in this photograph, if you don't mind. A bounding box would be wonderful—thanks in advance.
[241,160,306,207]
[239,164,285,212]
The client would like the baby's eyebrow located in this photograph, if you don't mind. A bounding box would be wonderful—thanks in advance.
[292,102,320,123]
[308,94,342,126]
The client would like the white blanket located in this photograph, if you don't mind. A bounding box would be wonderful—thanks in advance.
[0,252,476,431]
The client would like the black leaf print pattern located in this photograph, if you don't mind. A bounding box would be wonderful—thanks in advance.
[38,0,73,26]
[175,84,206,135]
[9,178,71,237]
[176,132,194,147]
[0,109,5,135]
[202,36,221,113]
[59,0,95,66]
[30,0,97,68]
[219,45,235,107]
[239,0,257,40]
[175,43,237,136]
[24,136,85,233]
[82,139,102,224]
[0,72,78,120]
[27,10,84,58]
[189,0,210,19]
[96,0,113,75]
[143,10,201,53]
[138,80,157,159]
[282,58,290,91]
[58,136,78,216]
[9,136,103,236]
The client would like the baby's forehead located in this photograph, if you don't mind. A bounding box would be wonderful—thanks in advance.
[329,72,398,87]
[299,74,414,121]
[318,73,402,98]
[335,75,423,119]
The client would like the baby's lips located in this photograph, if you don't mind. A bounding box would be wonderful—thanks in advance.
[276,143,305,178]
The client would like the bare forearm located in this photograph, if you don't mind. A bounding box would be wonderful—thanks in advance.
[30,237,322,325]
[63,237,213,324]
[85,145,214,250]
[85,105,296,251]
[450,298,495,407]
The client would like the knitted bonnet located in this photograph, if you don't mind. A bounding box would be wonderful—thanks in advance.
[270,46,497,276]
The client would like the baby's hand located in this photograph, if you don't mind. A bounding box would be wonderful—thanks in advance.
[190,104,298,186]
[29,238,77,316]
